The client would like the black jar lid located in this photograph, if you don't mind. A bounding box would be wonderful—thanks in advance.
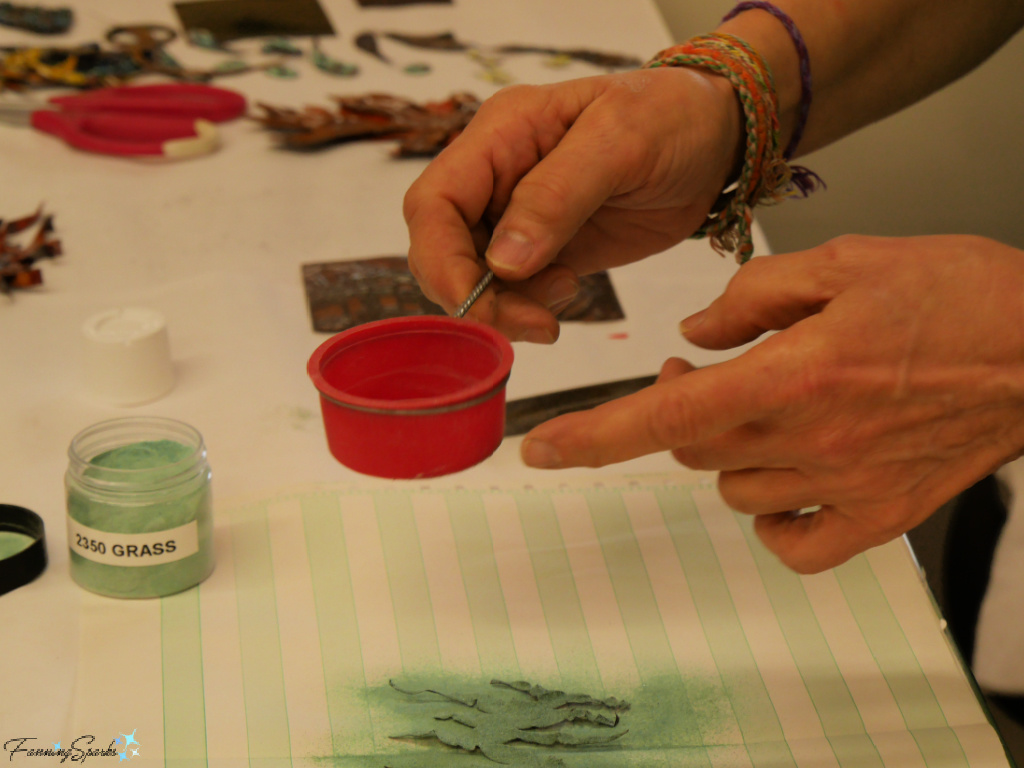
[0,505,47,597]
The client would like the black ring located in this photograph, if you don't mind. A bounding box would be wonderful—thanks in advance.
[0,505,47,597]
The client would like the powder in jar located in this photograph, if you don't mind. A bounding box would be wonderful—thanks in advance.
[66,418,214,599]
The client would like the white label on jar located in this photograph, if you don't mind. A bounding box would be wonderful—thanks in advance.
[66,517,199,567]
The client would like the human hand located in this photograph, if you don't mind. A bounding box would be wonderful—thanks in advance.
[520,234,1024,572]
[404,66,742,343]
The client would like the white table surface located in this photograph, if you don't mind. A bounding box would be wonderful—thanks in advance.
[0,0,809,741]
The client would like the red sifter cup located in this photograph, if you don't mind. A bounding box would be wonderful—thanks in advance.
[307,316,514,478]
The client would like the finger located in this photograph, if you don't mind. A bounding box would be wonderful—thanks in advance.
[670,427,795,471]
[716,468,818,514]
[656,357,697,383]
[520,355,776,469]
[406,185,496,319]
[503,264,581,319]
[681,246,861,350]
[490,289,560,344]
[406,83,597,325]
[659,358,795,473]
[405,199,573,342]
[454,264,580,342]
[753,507,886,573]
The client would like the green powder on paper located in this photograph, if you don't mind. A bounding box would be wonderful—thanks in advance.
[67,439,214,599]
[337,673,737,766]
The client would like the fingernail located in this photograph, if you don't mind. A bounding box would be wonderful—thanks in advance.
[522,438,561,468]
[487,229,533,270]
[516,327,556,344]
[546,276,579,314]
[679,310,706,335]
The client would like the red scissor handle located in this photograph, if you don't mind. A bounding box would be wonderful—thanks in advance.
[48,83,247,123]
[31,110,218,157]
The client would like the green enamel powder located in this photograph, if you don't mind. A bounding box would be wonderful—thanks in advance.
[90,439,190,470]
[66,419,214,599]
[0,531,34,560]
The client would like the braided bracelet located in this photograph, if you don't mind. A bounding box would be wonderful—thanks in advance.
[722,1,812,160]
[647,32,796,263]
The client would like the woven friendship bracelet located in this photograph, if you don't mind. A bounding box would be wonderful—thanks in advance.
[646,32,793,263]
[722,1,812,160]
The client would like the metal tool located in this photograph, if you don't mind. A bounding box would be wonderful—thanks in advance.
[504,374,658,435]
[453,269,494,318]
[0,83,246,158]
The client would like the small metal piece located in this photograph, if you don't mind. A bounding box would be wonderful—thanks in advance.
[263,37,303,57]
[504,374,659,435]
[0,98,48,126]
[453,269,493,318]
[265,64,299,79]
[312,39,359,76]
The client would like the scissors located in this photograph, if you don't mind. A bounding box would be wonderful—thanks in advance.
[0,83,247,158]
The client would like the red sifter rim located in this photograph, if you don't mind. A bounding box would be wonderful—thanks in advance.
[307,316,514,415]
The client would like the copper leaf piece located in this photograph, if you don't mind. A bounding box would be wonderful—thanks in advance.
[301,256,445,333]
[1,205,61,294]
[253,91,480,155]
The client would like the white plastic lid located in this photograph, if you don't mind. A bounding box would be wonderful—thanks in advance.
[80,308,175,406]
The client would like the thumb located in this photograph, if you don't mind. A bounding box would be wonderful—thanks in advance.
[681,249,852,350]
[484,101,642,281]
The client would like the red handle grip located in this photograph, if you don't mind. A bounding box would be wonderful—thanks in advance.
[31,110,213,156]
[48,84,247,123]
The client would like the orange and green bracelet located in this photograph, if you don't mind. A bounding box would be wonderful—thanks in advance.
[646,32,819,263]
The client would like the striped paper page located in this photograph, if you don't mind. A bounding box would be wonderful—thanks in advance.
[73,475,1009,767]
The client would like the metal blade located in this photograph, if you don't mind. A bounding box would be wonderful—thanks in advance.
[0,101,48,126]
[504,374,658,436]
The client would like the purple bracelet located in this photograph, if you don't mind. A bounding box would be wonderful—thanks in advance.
[722,0,811,159]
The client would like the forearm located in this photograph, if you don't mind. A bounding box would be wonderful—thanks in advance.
[716,0,1024,155]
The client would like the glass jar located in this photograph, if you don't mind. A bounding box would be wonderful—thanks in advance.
[65,416,214,598]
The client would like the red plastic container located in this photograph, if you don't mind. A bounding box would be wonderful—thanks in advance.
[307,316,514,478]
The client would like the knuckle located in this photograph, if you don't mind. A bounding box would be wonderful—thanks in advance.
[752,513,843,574]
[716,473,755,513]
[721,257,769,310]
[477,85,543,128]
[486,83,532,107]
[647,386,704,450]
[670,446,713,471]
[510,173,576,224]
[816,233,883,273]
[773,339,837,406]
[733,254,774,284]
[786,553,832,576]
[402,180,425,224]
[860,496,919,543]
[820,233,865,258]
[807,424,859,470]
[406,257,430,297]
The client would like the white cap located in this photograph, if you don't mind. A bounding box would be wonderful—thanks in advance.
[81,308,176,406]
